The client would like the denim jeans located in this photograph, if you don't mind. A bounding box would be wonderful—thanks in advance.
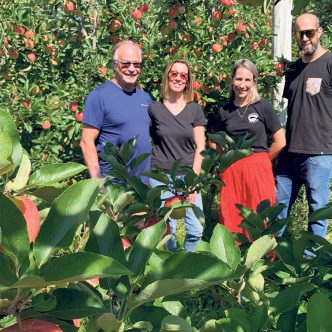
[149,175,204,252]
[275,153,332,238]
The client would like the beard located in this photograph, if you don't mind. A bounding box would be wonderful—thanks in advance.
[297,39,319,56]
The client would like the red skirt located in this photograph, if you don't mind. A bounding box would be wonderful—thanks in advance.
[219,152,275,237]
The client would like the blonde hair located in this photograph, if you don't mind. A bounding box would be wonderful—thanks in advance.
[161,60,194,103]
[230,59,261,104]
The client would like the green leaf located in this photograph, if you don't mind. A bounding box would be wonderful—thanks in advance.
[224,308,252,332]
[307,292,332,332]
[210,224,240,271]
[128,219,166,276]
[292,0,311,16]
[147,251,234,283]
[130,279,218,312]
[41,252,132,284]
[130,152,150,171]
[160,315,192,332]
[0,193,30,273]
[170,159,183,181]
[28,185,68,202]
[5,150,31,192]
[219,150,252,172]
[29,162,86,186]
[0,158,15,176]
[199,319,223,332]
[89,211,126,264]
[276,307,298,332]
[0,109,22,166]
[0,131,12,160]
[142,169,170,185]
[128,176,149,200]
[270,283,316,316]
[250,304,268,332]
[244,235,277,269]
[48,288,106,319]
[33,179,102,267]
[119,137,135,163]
[96,313,125,332]
[308,206,332,222]
[0,253,18,290]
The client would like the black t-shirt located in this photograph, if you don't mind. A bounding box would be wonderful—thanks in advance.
[149,101,207,171]
[209,99,281,152]
[283,52,332,154]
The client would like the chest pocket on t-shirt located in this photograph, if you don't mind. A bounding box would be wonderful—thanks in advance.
[306,77,322,96]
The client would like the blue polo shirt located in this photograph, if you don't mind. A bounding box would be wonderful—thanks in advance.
[83,81,152,177]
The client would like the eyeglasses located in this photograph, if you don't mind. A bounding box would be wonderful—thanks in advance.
[168,71,188,81]
[294,29,318,41]
[114,60,142,69]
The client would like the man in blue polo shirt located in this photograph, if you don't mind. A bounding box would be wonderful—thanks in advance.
[80,41,152,179]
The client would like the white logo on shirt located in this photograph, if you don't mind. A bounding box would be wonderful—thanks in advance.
[141,104,149,107]
[248,112,259,123]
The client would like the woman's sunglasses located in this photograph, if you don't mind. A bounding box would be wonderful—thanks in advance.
[294,29,318,41]
[168,71,188,81]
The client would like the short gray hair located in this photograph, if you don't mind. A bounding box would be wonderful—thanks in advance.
[111,40,143,62]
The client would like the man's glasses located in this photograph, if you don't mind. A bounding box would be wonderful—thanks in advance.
[168,71,188,81]
[114,60,142,69]
[295,29,318,41]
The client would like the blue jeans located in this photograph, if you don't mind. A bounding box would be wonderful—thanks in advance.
[149,176,204,252]
[275,153,332,238]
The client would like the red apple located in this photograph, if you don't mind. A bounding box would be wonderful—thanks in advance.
[9,50,19,59]
[25,39,35,50]
[87,277,99,286]
[69,101,78,111]
[226,8,237,15]
[97,66,107,77]
[64,1,75,12]
[121,237,131,249]
[181,34,190,42]
[202,85,211,94]
[41,153,48,160]
[161,26,170,35]
[8,196,40,243]
[3,37,9,46]
[27,53,37,62]
[131,8,142,19]
[194,92,202,101]
[75,111,83,122]
[25,30,34,39]
[168,7,177,17]
[177,5,186,14]
[260,38,268,47]
[140,4,149,12]
[275,63,284,71]
[15,25,26,35]
[212,42,222,53]
[219,35,228,46]
[221,0,234,5]
[212,10,222,20]
[236,21,247,33]
[109,19,121,32]
[45,44,56,55]
[144,217,171,236]
[41,120,51,130]
[22,101,30,109]
[168,19,177,30]
[192,81,201,90]
[1,319,62,332]
[227,32,237,41]
[194,18,202,25]
[251,41,259,50]
[165,196,187,219]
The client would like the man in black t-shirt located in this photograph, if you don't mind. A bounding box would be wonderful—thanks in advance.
[276,13,332,246]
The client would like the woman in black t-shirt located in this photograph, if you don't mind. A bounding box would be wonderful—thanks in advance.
[149,60,206,252]
[209,59,286,240]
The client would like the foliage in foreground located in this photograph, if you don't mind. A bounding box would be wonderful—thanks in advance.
[2,109,332,331]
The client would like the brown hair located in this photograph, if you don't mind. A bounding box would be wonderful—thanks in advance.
[230,58,261,104]
[161,60,194,102]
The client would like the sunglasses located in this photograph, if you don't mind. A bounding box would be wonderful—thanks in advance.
[168,71,188,81]
[294,29,318,41]
[114,60,142,69]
